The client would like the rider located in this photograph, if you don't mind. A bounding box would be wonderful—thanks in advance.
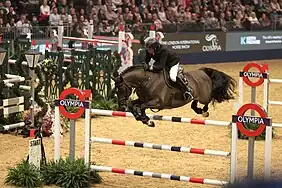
[142,37,193,101]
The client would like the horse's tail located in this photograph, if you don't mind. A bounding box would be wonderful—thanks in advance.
[200,67,237,104]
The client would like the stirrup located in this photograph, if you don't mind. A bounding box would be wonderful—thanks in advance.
[183,91,193,101]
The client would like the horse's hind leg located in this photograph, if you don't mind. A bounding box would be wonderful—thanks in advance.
[191,100,210,117]
[202,104,209,117]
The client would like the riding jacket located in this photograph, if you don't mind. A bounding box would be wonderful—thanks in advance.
[144,44,180,71]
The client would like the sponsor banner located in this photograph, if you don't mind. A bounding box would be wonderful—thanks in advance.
[15,39,118,56]
[159,32,226,54]
[226,31,282,51]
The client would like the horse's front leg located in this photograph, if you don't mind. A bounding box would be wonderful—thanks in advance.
[139,98,162,127]
[128,99,143,121]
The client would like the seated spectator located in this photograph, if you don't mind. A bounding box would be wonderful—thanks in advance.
[112,0,123,7]
[79,15,89,31]
[60,7,72,25]
[58,0,70,14]
[31,15,41,36]
[7,7,17,21]
[69,7,77,18]
[143,12,153,23]
[132,6,140,22]
[78,8,87,19]
[114,14,125,33]
[259,13,271,27]
[39,0,51,26]
[152,13,163,31]
[125,12,134,30]
[105,5,118,24]
[255,0,269,18]
[184,11,194,23]
[200,11,208,24]
[86,0,94,15]
[176,5,186,23]
[6,17,16,28]
[49,0,57,10]
[18,0,30,14]
[166,6,177,23]
[97,8,108,23]
[233,11,244,28]
[0,18,6,34]
[206,11,220,29]
[270,0,281,14]
[170,1,178,14]
[0,9,8,24]
[49,7,61,26]
[16,14,31,37]
[225,11,234,22]
[140,7,149,20]
[89,7,99,25]
[98,21,114,35]
[158,6,170,24]
[213,5,221,19]
[248,11,260,25]
[4,1,11,14]
[219,12,228,31]
[105,0,117,10]
[132,14,143,32]
[95,0,106,11]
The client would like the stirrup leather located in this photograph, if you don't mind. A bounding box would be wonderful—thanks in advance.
[177,68,189,88]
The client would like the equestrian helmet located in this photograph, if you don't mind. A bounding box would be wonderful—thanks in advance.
[144,37,158,50]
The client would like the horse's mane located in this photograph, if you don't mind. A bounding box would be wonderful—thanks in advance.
[119,64,144,76]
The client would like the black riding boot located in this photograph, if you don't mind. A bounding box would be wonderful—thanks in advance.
[176,77,193,101]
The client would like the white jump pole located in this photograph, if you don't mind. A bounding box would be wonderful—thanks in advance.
[54,104,61,162]
[263,65,272,179]
[87,110,238,183]
[84,104,91,165]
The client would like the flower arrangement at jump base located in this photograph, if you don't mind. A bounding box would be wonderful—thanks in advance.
[23,104,68,137]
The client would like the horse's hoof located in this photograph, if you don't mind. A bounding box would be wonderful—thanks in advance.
[148,121,155,127]
[202,112,209,117]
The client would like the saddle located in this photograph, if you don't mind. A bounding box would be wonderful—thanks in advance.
[163,66,188,89]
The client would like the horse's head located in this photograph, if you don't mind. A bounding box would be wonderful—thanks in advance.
[115,75,132,111]
[114,65,146,111]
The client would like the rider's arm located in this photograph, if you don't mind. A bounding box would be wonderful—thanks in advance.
[152,49,168,70]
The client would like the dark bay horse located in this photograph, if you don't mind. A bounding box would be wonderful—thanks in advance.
[115,64,236,127]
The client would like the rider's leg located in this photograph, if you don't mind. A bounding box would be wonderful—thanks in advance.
[169,63,179,82]
[169,63,193,100]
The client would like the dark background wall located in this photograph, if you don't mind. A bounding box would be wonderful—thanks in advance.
[178,49,282,64]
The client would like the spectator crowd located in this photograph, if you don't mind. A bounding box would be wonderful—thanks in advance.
[0,0,281,37]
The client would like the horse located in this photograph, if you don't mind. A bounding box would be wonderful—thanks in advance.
[114,64,237,127]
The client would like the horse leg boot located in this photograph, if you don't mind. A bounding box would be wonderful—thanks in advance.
[202,104,209,117]
[128,99,142,121]
[191,100,210,117]
[191,100,203,115]
[140,98,162,127]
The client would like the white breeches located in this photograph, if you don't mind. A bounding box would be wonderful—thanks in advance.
[169,63,179,82]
